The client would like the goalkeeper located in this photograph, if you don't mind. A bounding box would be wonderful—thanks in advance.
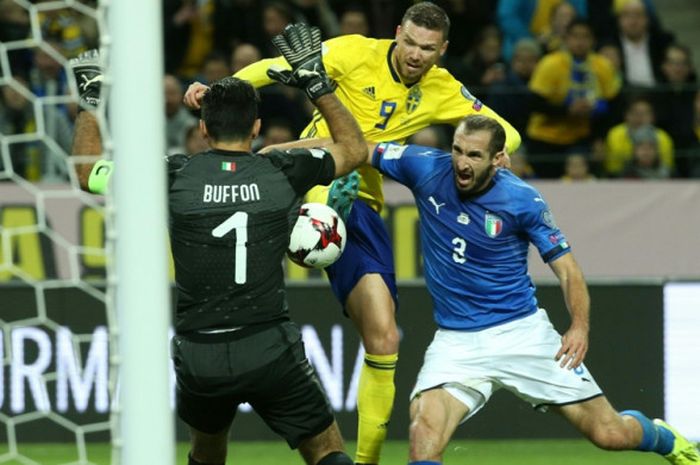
[185,3,520,464]
[70,25,368,465]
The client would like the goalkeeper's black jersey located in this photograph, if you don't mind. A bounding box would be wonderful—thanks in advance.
[167,148,335,334]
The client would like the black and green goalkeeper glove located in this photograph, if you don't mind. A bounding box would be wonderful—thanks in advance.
[69,49,103,111]
[267,23,333,101]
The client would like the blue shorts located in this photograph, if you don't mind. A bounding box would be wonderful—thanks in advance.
[326,200,398,310]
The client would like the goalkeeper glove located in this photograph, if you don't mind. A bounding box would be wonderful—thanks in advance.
[267,23,333,101]
[69,49,103,111]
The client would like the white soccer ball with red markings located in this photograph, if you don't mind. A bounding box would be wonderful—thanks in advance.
[287,203,346,268]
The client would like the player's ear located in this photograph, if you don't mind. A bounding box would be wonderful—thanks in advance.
[251,119,262,139]
[199,120,209,140]
[440,40,449,57]
[395,25,402,39]
[492,150,506,168]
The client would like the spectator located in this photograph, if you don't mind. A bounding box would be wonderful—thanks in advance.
[526,19,621,177]
[164,74,197,154]
[179,0,215,80]
[212,0,264,58]
[2,0,31,75]
[655,44,698,177]
[497,0,587,61]
[261,118,295,147]
[622,125,671,179]
[163,0,214,79]
[261,2,295,57]
[0,0,29,42]
[561,152,595,181]
[438,0,499,58]
[607,0,673,87]
[447,25,506,94]
[184,124,208,155]
[38,5,88,58]
[201,52,231,84]
[231,43,262,74]
[28,43,74,178]
[509,149,537,179]
[587,0,659,45]
[28,42,70,111]
[0,78,73,182]
[163,0,193,73]
[290,0,341,38]
[538,1,578,54]
[338,4,370,37]
[487,38,542,135]
[598,43,623,75]
[604,96,674,177]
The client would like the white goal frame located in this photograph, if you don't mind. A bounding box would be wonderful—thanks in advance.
[107,0,174,464]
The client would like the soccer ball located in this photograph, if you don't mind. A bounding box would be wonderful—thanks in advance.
[287,203,346,268]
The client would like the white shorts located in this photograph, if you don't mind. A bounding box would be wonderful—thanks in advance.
[410,308,603,422]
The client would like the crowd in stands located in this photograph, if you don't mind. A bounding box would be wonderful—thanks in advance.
[1,0,699,182]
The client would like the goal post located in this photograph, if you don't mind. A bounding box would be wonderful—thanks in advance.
[108,0,174,464]
[0,0,174,462]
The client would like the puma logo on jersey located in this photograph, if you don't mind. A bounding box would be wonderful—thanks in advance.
[362,86,376,99]
[80,74,103,91]
[428,196,444,214]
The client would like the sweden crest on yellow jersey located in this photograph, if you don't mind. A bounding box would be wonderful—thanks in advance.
[406,86,422,114]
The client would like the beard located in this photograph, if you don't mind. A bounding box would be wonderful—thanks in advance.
[455,166,494,196]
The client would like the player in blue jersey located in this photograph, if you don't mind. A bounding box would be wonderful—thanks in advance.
[369,115,699,465]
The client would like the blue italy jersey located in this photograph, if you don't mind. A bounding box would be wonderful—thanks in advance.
[372,143,571,330]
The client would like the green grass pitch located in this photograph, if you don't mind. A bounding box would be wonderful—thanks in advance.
[0,440,664,464]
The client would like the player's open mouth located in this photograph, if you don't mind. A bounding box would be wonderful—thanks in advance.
[456,171,473,187]
[406,62,421,72]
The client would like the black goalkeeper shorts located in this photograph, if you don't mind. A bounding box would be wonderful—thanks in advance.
[172,320,334,448]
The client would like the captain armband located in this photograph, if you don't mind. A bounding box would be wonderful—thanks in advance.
[88,160,114,194]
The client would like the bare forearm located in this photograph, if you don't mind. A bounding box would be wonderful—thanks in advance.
[71,111,102,191]
[313,93,365,176]
[262,137,333,153]
[561,269,590,330]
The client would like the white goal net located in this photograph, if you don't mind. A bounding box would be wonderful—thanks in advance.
[0,1,172,464]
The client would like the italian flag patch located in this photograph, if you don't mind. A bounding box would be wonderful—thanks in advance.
[484,213,503,238]
[221,161,236,172]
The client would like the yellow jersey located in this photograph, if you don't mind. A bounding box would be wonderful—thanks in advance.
[604,123,675,175]
[527,50,621,145]
[235,34,521,212]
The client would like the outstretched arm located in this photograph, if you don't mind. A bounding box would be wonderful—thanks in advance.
[260,136,376,168]
[69,50,105,193]
[72,111,101,191]
[549,253,590,370]
[267,24,367,178]
[312,93,366,177]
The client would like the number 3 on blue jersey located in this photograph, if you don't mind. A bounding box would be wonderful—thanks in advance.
[375,100,397,130]
[452,237,467,264]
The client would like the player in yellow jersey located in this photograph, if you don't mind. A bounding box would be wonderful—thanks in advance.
[184,4,521,464]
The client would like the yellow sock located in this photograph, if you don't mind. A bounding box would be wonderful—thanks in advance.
[355,352,398,464]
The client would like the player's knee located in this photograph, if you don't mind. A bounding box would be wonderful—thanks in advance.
[409,421,442,460]
[409,413,441,449]
[363,324,399,354]
[372,331,400,354]
[315,451,353,465]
